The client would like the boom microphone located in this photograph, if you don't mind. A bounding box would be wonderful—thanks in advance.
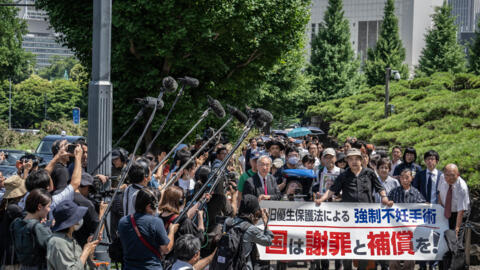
[207,96,226,118]
[162,76,178,92]
[177,76,199,88]
[227,104,248,124]
[252,108,273,128]
[135,97,165,109]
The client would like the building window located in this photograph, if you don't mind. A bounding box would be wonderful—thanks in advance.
[357,20,382,62]
[311,23,316,40]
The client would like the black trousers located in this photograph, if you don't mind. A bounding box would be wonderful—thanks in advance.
[448,212,458,230]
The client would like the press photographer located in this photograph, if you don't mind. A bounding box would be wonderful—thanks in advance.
[73,172,108,247]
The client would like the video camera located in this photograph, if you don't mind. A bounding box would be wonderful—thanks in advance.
[225,171,239,191]
[88,175,118,205]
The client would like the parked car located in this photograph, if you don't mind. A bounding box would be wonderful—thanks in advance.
[35,135,85,165]
[0,149,28,178]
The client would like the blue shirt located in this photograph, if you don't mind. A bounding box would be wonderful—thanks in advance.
[118,213,170,270]
[148,176,160,189]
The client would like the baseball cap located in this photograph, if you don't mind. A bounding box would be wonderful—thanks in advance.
[322,148,336,157]
[80,172,94,187]
[346,148,362,158]
[250,150,261,160]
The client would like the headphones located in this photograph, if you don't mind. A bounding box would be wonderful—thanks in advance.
[112,148,128,163]
[52,140,63,156]
[136,158,151,178]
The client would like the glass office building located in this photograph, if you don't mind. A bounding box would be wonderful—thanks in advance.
[17,0,74,69]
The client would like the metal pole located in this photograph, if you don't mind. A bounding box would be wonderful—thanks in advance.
[44,92,47,120]
[8,78,12,129]
[87,0,113,176]
[385,67,391,118]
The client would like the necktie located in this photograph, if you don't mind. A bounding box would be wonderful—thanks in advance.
[444,184,453,219]
[427,172,433,202]
[263,177,268,195]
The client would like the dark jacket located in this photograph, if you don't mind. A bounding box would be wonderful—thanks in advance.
[243,173,282,200]
[412,169,443,203]
[393,162,422,176]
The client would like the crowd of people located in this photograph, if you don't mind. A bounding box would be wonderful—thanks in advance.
[0,132,471,270]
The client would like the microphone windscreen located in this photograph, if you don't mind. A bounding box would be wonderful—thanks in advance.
[227,104,248,124]
[162,76,178,92]
[181,76,199,88]
[207,96,226,118]
[253,108,273,128]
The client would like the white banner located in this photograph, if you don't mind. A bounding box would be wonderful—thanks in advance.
[257,201,449,261]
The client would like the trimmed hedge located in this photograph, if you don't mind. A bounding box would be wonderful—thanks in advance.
[307,72,480,188]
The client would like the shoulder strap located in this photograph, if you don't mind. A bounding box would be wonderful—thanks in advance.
[164,214,178,230]
[129,214,162,259]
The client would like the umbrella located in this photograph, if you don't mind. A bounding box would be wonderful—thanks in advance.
[283,169,317,179]
[306,126,325,135]
[287,127,312,138]
[272,130,288,137]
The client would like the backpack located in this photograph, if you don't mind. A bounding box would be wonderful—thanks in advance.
[210,218,253,270]
[10,218,48,267]
[0,204,23,265]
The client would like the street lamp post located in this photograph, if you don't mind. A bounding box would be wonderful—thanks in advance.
[385,68,400,118]
[385,67,391,118]
[87,0,113,176]
[8,78,12,129]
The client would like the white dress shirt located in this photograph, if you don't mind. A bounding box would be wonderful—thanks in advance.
[258,173,267,193]
[389,159,402,176]
[438,176,469,212]
[426,168,439,204]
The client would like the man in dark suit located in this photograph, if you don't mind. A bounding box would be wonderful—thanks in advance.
[412,150,443,270]
[412,150,443,204]
[243,155,282,201]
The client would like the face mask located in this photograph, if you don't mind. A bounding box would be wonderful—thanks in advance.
[288,157,299,165]
[74,219,84,231]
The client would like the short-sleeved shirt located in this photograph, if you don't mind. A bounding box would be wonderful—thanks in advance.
[329,168,385,203]
[118,213,170,270]
[238,169,256,193]
[51,163,70,192]
[438,176,470,213]
[122,184,144,216]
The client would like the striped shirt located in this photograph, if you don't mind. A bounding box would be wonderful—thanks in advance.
[374,176,400,203]
[388,186,426,203]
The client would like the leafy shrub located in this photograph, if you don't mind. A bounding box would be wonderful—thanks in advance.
[409,77,431,89]
[307,72,480,188]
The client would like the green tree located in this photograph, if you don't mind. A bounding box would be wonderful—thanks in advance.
[9,75,82,128]
[38,56,79,80]
[35,0,311,149]
[308,0,363,100]
[469,18,480,74]
[70,63,89,115]
[254,47,314,127]
[0,2,35,82]
[417,1,466,76]
[364,0,408,86]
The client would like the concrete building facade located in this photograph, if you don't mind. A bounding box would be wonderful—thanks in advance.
[308,0,443,69]
[448,0,480,48]
[17,0,74,69]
